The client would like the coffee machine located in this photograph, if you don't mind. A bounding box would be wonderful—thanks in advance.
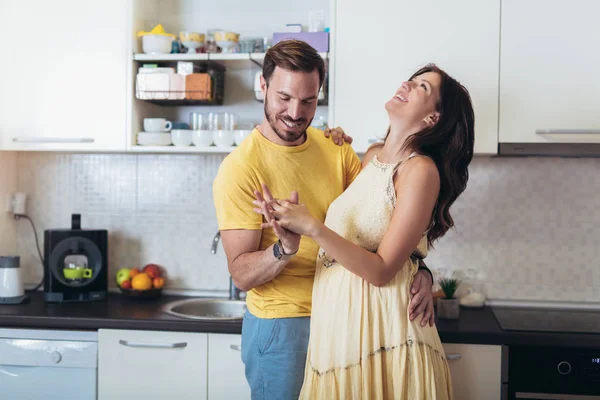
[44,214,108,302]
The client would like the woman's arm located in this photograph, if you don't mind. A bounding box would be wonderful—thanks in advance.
[258,157,440,287]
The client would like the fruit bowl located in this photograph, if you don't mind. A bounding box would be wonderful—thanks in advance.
[116,264,166,299]
[119,287,163,299]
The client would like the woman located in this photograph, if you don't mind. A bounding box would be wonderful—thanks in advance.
[254,64,474,399]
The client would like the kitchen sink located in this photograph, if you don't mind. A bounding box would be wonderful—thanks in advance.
[162,298,247,321]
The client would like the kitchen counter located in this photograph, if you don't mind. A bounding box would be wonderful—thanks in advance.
[1,292,600,348]
[0,292,241,334]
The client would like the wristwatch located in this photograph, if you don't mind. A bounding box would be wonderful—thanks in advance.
[273,240,298,260]
[418,264,434,284]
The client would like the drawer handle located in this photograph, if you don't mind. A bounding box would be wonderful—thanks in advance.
[119,339,187,349]
[12,137,95,143]
[536,129,600,135]
[230,344,241,351]
[446,353,462,361]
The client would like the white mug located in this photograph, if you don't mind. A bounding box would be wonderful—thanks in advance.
[144,118,173,132]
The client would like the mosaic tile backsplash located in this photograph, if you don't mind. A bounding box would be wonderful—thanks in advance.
[0,152,17,255]
[13,153,600,302]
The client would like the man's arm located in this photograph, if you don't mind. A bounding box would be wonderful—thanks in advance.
[221,229,295,292]
[418,259,434,284]
[220,186,300,292]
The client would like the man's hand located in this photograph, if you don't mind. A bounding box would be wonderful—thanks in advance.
[253,183,300,254]
[324,126,353,146]
[408,270,435,327]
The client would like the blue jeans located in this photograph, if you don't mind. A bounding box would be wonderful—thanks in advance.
[241,310,310,400]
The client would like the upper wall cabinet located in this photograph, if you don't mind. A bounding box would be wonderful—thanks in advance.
[331,0,500,155]
[0,0,129,151]
[499,0,600,144]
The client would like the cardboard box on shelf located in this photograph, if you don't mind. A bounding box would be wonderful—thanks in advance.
[272,32,329,52]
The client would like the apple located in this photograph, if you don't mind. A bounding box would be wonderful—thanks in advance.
[153,277,165,289]
[120,279,132,289]
[116,268,130,286]
[129,268,141,279]
[143,264,161,279]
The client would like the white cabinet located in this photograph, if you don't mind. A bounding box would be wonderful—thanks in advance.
[499,0,600,144]
[207,333,250,400]
[98,329,208,400]
[331,0,500,155]
[443,343,502,400]
[0,0,130,151]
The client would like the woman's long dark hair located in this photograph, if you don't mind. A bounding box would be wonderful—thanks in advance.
[388,64,475,246]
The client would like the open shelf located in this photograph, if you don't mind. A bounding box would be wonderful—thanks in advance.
[133,52,328,62]
[140,98,221,106]
[250,52,328,62]
[130,145,236,154]
[134,53,209,61]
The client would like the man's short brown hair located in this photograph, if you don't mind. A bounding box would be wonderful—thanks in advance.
[262,39,326,88]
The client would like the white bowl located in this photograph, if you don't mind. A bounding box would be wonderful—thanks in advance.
[216,40,238,53]
[233,130,252,146]
[181,40,203,53]
[192,130,213,147]
[171,129,193,146]
[137,132,171,146]
[142,34,173,54]
[213,130,234,148]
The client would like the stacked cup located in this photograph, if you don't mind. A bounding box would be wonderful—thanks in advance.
[138,118,173,146]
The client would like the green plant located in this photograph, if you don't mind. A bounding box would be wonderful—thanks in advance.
[438,278,460,299]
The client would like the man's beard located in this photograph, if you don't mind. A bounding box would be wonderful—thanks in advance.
[264,96,311,143]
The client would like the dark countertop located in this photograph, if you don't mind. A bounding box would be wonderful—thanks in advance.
[0,292,241,334]
[1,293,600,349]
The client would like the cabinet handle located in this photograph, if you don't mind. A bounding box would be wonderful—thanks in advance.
[536,129,600,135]
[12,137,95,143]
[119,339,187,349]
[446,353,462,361]
[230,344,241,351]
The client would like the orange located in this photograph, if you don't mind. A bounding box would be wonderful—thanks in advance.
[153,277,165,289]
[129,268,141,279]
[131,273,152,290]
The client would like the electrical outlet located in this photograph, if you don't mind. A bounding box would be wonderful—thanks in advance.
[4,192,27,215]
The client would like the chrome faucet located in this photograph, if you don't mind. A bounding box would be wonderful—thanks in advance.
[211,231,221,254]
[229,277,242,301]
[210,230,242,301]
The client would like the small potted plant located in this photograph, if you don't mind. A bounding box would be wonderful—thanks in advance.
[437,277,461,319]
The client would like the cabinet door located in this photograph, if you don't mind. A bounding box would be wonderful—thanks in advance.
[499,0,600,143]
[0,0,129,151]
[443,343,502,400]
[207,333,250,400]
[331,0,500,154]
[98,329,208,400]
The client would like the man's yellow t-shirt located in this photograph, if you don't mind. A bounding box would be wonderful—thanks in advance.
[213,127,362,318]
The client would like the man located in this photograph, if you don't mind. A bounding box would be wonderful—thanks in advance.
[213,40,434,400]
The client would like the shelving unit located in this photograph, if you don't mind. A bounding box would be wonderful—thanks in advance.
[130,145,236,153]
[133,52,328,63]
[130,51,330,154]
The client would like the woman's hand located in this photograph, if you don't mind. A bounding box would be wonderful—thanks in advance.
[253,185,322,237]
[324,126,353,145]
[253,184,300,254]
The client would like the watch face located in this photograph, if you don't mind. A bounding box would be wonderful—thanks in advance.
[273,242,282,259]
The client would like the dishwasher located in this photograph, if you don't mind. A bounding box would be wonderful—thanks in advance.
[0,328,98,400]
